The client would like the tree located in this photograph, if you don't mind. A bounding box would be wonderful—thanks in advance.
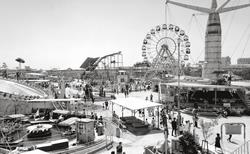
[2,62,7,69]
[179,132,200,154]
[199,119,218,153]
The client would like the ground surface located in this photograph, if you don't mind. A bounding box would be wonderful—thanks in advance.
[93,91,250,154]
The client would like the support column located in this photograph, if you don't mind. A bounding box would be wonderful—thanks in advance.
[215,88,217,106]
[157,106,160,129]
[143,109,145,122]
[111,102,114,114]
[158,82,161,103]
[122,107,124,117]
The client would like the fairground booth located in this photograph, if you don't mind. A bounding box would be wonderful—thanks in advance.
[159,82,247,112]
[110,97,162,135]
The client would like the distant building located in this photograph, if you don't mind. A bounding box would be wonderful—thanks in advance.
[237,58,250,64]
[221,56,231,67]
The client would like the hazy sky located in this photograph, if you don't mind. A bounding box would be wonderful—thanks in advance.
[0,0,250,70]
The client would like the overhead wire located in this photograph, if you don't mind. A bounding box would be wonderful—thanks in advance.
[222,0,240,47]
[193,14,206,63]
[240,29,250,58]
[230,21,250,58]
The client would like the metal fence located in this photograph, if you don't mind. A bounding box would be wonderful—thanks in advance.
[231,140,250,154]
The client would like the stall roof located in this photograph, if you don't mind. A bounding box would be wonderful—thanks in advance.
[231,81,250,88]
[22,149,49,154]
[58,117,79,126]
[110,97,162,111]
[7,114,25,119]
[161,82,242,91]
[53,109,70,115]
[27,98,81,102]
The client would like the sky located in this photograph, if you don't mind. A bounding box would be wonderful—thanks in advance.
[0,0,250,70]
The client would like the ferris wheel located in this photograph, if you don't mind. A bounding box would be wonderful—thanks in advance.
[142,24,191,77]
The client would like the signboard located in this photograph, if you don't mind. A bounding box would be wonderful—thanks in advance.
[223,103,231,108]
[225,124,242,135]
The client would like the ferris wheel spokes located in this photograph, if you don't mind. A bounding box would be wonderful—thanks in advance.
[142,24,191,79]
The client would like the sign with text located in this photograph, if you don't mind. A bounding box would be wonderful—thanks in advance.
[225,124,242,135]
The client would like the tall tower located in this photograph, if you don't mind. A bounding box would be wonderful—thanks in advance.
[166,0,250,80]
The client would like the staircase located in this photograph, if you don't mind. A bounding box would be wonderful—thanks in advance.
[236,90,250,108]
[52,101,65,110]
[231,140,250,154]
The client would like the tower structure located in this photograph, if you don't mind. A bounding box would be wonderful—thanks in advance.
[166,0,250,80]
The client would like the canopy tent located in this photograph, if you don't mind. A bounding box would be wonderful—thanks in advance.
[110,97,162,111]
[110,97,163,129]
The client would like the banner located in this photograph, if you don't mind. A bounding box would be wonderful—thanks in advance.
[225,124,242,135]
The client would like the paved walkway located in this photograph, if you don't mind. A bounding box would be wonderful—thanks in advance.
[93,91,249,154]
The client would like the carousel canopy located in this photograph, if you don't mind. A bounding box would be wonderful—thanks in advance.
[110,97,162,111]
[161,82,242,91]
[27,124,52,132]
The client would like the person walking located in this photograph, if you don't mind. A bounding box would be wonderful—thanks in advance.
[227,134,232,142]
[171,118,177,136]
[105,100,109,110]
[151,117,156,129]
[215,133,222,151]
[150,94,153,102]
[116,142,123,154]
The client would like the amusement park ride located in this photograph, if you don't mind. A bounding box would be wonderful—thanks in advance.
[166,0,250,80]
[142,24,191,80]
[80,51,123,81]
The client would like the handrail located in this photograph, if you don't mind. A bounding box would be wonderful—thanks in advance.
[231,140,250,154]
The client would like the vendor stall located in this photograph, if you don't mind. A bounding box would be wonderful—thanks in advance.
[110,97,162,134]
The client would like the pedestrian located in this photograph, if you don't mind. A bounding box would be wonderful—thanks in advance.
[151,117,156,128]
[116,142,123,154]
[150,93,153,102]
[227,134,232,142]
[105,100,109,109]
[171,118,177,136]
[162,114,167,127]
[193,115,198,128]
[215,133,222,151]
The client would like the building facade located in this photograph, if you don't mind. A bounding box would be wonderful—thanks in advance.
[237,58,250,64]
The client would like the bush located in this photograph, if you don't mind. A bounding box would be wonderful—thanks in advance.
[179,132,200,154]
[228,110,241,116]
[242,109,250,116]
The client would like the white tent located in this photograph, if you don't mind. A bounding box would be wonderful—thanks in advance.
[110,97,163,128]
[110,97,162,111]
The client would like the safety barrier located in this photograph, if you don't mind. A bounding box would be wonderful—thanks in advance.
[231,140,250,154]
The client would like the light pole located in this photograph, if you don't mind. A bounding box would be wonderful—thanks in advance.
[177,37,181,135]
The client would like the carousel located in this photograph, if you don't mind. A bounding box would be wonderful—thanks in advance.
[27,124,52,139]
